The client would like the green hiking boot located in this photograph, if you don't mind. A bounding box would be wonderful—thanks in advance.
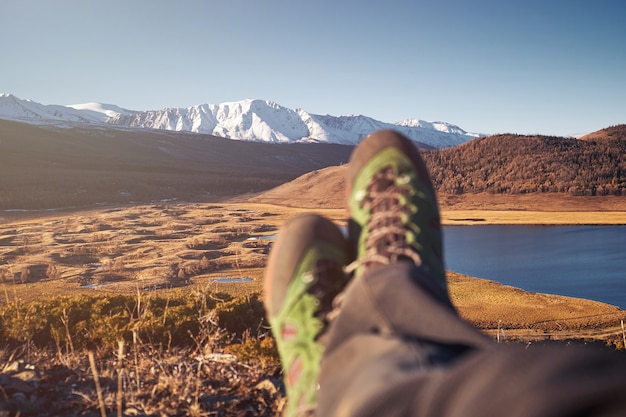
[264,214,349,416]
[346,129,447,292]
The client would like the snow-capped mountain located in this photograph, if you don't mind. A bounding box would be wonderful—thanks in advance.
[0,94,481,148]
[0,93,105,125]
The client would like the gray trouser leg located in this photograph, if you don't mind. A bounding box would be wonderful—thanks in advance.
[316,262,626,417]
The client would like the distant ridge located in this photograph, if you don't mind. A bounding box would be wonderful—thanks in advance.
[0,119,352,210]
[579,124,626,141]
[0,93,481,149]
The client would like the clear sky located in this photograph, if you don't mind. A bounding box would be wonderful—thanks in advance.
[2,0,625,136]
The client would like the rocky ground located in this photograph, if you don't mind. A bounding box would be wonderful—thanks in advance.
[0,346,282,417]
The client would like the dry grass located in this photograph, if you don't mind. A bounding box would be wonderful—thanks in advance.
[449,272,626,343]
[0,278,282,416]
[1,201,622,333]
[0,203,348,305]
[441,210,626,225]
[0,337,282,416]
[438,192,626,212]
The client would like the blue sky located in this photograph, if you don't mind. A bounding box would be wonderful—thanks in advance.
[2,0,625,136]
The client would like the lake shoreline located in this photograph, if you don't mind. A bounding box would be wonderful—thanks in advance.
[441,209,626,225]
[442,224,626,309]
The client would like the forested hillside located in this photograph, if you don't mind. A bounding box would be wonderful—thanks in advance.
[423,126,626,196]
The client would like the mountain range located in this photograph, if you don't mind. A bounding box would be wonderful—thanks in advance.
[0,93,480,148]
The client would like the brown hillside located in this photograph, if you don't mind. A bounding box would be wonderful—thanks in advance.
[243,165,348,209]
[246,165,626,212]
[423,134,626,196]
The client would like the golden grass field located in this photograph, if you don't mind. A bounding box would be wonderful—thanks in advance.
[441,209,626,225]
[2,200,625,345]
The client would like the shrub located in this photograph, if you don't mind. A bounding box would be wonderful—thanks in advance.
[0,291,271,353]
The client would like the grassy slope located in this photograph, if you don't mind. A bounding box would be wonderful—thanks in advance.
[245,165,626,222]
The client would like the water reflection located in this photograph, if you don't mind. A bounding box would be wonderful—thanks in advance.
[443,225,626,308]
[212,277,254,283]
[252,225,626,308]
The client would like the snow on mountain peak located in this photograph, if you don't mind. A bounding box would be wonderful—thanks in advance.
[67,102,133,119]
[0,94,481,148]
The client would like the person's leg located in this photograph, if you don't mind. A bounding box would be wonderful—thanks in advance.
[263,214,350,417]
[315,130,626,417]
[316,129,491,416]
[318,262,626,417]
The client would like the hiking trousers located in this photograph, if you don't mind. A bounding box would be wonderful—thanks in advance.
[316,262,626,417]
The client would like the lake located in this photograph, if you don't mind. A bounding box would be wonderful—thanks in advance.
[443,225,626,309]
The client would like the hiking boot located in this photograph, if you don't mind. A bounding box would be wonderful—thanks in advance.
[264,214,349,416]
[345,129,446,291]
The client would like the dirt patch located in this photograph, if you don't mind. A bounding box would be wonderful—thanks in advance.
[0,236,16,246]
[51,253,99,265]
[187,238,230,251]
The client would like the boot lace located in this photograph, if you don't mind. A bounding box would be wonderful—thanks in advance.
[305,258,347,339]
[345,167,422,275]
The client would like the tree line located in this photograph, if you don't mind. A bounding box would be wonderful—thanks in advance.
[421,128,625,196]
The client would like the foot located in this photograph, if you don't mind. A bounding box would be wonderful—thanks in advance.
[263,214,349,416]
[345,130,447,291]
